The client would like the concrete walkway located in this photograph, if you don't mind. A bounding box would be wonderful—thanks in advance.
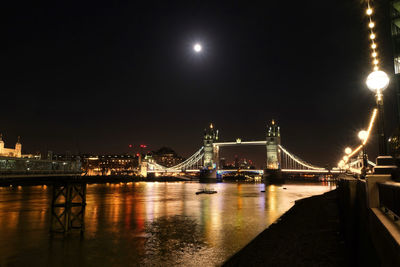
[224,190,348,267]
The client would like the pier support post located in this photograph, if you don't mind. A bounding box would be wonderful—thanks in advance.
[50,182,86,233]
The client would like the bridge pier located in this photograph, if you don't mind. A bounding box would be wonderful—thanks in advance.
[199,168,220,182]
[50,182,86,233]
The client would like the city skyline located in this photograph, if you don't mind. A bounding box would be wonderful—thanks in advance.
[3,0,398,167]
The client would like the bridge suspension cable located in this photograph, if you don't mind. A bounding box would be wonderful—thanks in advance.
[147,147,204,172]
[279,145,325,170]
[167,147,204,171]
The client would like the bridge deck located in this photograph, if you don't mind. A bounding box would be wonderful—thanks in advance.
[214,141,266,146]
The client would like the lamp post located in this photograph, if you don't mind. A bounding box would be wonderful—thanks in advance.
[359,130,368,177]
[366,70,390,155]
[338,160,345,173]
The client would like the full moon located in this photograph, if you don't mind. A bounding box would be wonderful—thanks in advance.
[193,43,202,53]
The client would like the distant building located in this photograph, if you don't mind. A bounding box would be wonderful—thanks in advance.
[151,147,184,167]
[390,1,400,120]
[222,157,256,169]
[234,156,239,168]
[84,155,138,176]
[239,158,255,169]
[220,157,226,168]
[54,154,139,176]
[0,134,22,158]
[387,1,400,157]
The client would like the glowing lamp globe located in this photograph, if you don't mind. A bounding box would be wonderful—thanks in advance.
[366,70,389,92]
[193,43,202,53]
[344,147,352,155]
[358,130,368,142]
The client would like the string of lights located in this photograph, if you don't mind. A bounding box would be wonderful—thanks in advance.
[338,1,382,170]
[367,0,380,71]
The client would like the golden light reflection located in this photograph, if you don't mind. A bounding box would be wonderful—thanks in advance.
[268,185,277,214]
[209,193,222,247]
[237,184,243,210]
[133,194,145,233]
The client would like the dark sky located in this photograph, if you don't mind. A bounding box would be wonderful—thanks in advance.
[3,0,399,168]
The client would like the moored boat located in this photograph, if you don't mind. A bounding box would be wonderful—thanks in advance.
[195,188,217,195]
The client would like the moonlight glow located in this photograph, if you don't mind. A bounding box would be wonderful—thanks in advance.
[193,43,202,53]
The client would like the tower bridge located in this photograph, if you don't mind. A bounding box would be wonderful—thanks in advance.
[143,120,375,179]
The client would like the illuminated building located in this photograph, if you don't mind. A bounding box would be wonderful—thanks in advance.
[234,155,239,168]
[386,2,400,159]
[239,159,255,169]
[220,157,226,168]
[390,1,400,120]
[0,134,22,158]
[55,154,139,176]
[150,147,184,167]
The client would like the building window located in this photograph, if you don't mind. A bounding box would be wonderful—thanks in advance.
[395,57,400,74]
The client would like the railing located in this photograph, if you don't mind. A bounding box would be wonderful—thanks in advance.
[377,182,400,219]
[0,170,81,175]
[0,156,82,176]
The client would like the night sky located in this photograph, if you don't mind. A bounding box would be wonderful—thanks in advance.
[3,0,399,168]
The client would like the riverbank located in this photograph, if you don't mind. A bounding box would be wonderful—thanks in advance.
[223,189,348,266]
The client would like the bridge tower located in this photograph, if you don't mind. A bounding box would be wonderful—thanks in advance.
[266,120,281,170]
[203,123,219,169]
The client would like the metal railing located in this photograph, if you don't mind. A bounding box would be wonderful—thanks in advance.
[0,156,82,176]
[377,182,400,219]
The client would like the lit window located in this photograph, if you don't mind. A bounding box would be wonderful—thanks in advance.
[395,57,400,74]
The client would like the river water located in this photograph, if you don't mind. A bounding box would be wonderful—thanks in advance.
[0,181,334,266]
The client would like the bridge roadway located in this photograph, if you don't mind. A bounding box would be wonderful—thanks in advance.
[147,169,343,174]
[213,141,266,146]
[218,169,343,174]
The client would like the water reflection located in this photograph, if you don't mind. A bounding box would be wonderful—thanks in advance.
[143,215,207,265]
[0,182,333,266]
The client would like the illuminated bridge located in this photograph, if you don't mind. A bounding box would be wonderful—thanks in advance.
[141,121,374,178]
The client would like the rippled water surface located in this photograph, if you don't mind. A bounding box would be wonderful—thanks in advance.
[0,182,334,266]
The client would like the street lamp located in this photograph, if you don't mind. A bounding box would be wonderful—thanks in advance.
[358,130,368,142]
[359,130,368,177]
[338,160,345,172]
[345,147,352,155]
[366,70,390,155]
